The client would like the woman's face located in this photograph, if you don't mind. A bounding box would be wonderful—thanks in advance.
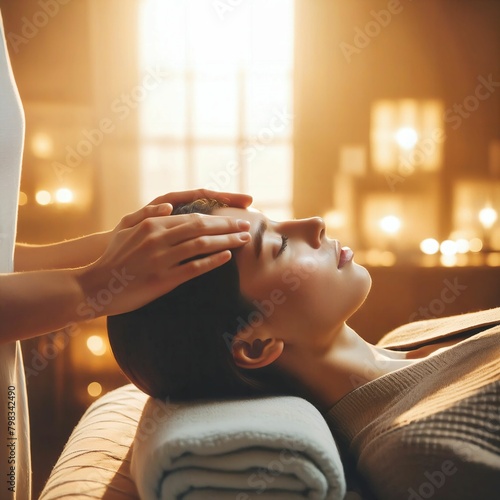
[215,207,372,348]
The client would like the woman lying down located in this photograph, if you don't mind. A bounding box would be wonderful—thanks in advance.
[107,198,500,500]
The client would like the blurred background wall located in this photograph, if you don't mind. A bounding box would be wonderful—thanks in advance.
[0,0,499,496]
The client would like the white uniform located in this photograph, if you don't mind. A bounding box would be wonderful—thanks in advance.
[0,9,32,500]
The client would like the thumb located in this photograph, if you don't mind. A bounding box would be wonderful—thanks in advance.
[119,203,173,229]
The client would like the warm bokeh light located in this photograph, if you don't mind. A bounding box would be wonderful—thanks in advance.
[455,238,470,254]
[440,254,458,267]
[395,127,418,149]
[379,215,401,234]
[31,132,54,159]
[478,207,498,229]
[469,238,483,253]
[87,382,103,398]
[379,251,396,267]
[86,335,106,356]
[362,249,396,266]
[486,253,500,266]
[55,188,74,204]
[18,191,28,206]
[371,100,443,173]
[420,238,440,255]
[324,209,346,229]
[440,239,458,256]
[35,190,52,206]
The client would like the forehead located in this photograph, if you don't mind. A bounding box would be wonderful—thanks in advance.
[214,206,264,274]
[214,206,263,225]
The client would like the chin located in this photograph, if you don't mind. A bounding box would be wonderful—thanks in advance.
[348,264,372,315]
[352,261,372,290]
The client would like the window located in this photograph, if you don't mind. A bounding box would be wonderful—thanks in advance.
[370,99,444,174]
[138,0,294,220]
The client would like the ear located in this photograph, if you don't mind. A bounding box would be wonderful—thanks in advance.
[232,337,284,369]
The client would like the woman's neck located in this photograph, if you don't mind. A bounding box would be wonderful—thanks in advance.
[278,323,414,410]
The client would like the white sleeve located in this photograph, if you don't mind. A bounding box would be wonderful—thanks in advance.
[0,11,31,500]
[0,8,24,274]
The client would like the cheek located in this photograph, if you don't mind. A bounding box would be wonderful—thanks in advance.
[239,256,371,333]
[279,260,370,328]
[267,259,339,329]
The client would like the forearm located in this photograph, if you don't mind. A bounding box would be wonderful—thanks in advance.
[0,268,88,343]
[15,231,112,272]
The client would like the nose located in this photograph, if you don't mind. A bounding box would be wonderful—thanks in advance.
[279,217,325,249]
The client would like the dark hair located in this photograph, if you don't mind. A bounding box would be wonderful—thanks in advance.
[107,199,300,401]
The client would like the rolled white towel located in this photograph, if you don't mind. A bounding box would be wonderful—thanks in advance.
[132,396,346,500]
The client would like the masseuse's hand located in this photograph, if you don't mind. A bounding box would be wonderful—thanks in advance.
[149,188,253,210]
[112,188,252,235]
[76,190,252,316]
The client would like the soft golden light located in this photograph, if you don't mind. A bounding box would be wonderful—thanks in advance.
[486,253,500,266]
[18,192,28,206]
[478,207,498,229]
[55,188,74,204]
[455,238,470,254]
[35,190,52,206]
[469,238,483,253]
[87,382,102,398]
[138,0,294,215]
[31,132,53,159]
[395,127,418,149]
[324,209,346,229]
[379,251,396,267]
[379,215,401,234]
[440,254,457,267]
[86,335,106,356]
[371,100,443,173]
[420,238,439,255]
[440,240,457,256]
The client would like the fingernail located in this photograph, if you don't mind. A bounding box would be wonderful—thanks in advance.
[239,232,251,242]
[158,203,171,213]
[237,219,250,230]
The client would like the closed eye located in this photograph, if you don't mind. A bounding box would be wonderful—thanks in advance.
[277,234,288,257]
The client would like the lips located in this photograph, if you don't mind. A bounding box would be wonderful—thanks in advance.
[337,246,354,269]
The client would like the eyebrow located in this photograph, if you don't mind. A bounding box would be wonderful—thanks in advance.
[254,219,267,259]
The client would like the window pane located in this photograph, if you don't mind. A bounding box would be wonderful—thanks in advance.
[246,145,293,205]
[140,146,186,203]
[139,0,294,217]
[187,0,252,71]
[139,0,187,71]
[250,0,294,69]
[140,77,187,138]
[193,74,238,139]
[193,146,239,192]
[245,73,293,138]
[371,100,398,172]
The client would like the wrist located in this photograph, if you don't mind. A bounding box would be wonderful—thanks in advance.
[73,261,136,319]
[72,263,108,319]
